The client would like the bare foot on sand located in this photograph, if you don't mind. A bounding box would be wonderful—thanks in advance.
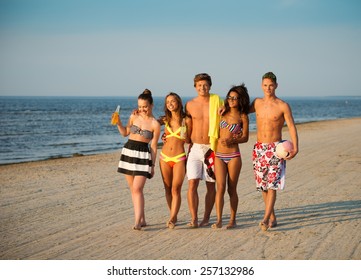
[187,220,199,228]
[226,220,237,229]
[211,222,222,229]
[199,219,210,227]
[268,220,277,228]
[166,220,176,229]
[259,221,269,231]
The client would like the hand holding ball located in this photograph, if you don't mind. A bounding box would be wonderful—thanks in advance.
[276,140,294,159]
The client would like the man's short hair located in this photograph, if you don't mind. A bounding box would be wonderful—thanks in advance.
[194,73,212,87]
[262,72,277,83]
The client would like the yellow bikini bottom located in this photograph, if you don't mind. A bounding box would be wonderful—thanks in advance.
[160,152,187,168]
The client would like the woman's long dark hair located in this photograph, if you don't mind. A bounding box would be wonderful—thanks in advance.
[222,83,250,115]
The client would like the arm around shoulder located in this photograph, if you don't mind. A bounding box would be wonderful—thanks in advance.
[150,119,161,156]
[239,114,249,143]
[249,98,258,113]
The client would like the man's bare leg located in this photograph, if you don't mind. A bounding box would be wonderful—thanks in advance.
[260,189,277,231]
[200,181,216,227]
[187,179,200,227]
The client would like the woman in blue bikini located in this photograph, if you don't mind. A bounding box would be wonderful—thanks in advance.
[212,84,250,229]
[158,92,189,229]
[114,89,161,230]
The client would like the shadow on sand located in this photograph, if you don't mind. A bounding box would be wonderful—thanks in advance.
[235,199,361,231]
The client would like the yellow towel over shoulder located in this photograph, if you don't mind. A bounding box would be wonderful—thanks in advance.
[208,93,224,151]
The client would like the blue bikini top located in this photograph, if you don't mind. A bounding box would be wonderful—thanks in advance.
[130,124,153,139]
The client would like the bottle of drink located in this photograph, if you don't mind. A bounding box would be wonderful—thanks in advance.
[180,118,186,139]
[111,105,120,125]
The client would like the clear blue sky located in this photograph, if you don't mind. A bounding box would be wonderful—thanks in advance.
[1,0,360,97]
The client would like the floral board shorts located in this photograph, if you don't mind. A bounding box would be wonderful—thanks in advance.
[252,142,286,192]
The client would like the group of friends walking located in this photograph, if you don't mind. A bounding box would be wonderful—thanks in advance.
[113,72,299,231]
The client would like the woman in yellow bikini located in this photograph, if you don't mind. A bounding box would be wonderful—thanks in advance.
[212,84,250,229]
[158,92,189,229]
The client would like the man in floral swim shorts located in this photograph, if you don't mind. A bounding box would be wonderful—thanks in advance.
[253,141,285,192]
[250,72,299,231]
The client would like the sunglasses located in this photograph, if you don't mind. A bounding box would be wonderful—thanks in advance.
[227,96,239,100]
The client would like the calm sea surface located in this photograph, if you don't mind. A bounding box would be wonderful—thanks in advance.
[0,95,360,165]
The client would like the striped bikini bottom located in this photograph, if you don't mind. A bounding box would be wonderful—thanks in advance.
[215,151,241,164]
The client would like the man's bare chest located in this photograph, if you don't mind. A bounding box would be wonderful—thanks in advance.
[191,105,208,120]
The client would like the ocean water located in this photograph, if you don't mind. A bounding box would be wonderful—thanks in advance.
[0,95,360,165]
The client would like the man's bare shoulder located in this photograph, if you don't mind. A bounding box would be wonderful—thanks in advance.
[275,97,290,108]
[186,97,197,106]
[275,97,286,103]
[185,98,195,116]
[186,97,202,110]
[252,97,263,107]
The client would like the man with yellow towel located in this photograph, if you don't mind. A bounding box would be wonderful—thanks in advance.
[185,73,223,228]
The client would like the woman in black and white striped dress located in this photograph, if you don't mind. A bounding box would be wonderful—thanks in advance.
[114,89,161,230]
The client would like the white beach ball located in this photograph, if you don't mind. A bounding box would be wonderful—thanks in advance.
[276,140,294,159]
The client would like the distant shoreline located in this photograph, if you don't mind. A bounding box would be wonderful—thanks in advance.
[1,116,360,166]
[1,95,360,99]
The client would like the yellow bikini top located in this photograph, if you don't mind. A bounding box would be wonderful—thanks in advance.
[165,120,186,140]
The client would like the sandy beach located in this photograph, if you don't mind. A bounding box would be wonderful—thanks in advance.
[0,118,360,260]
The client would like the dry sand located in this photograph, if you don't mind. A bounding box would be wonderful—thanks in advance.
[1,118,360,260]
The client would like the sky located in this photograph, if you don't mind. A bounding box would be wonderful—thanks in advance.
[0,0,360,97]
